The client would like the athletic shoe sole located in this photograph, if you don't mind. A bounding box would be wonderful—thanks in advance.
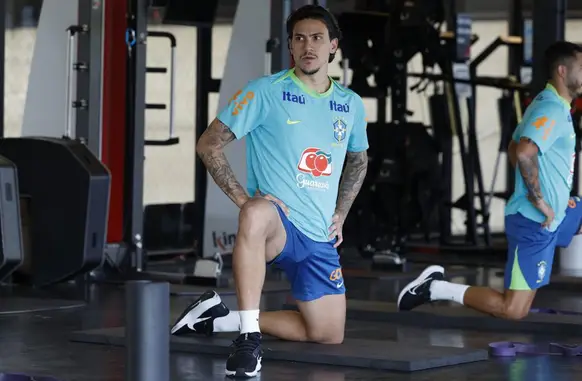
[397,265,445,310]
[170,290,222,335]
[225,360,262,378]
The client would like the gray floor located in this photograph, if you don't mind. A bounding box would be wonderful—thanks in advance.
[1,263,581,381]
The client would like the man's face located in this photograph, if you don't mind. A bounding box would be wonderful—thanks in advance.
[289,18,338,76]
[564,52,582,98]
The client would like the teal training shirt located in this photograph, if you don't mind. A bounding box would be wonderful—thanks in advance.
[216,68,369,242]
[505,84,576,231]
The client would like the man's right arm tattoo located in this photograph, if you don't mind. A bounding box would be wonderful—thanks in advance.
[197,119,249,208]
[516,138,543,203]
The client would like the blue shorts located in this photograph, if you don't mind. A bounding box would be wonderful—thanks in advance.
[504,196,582,290]
[268,204,345,302]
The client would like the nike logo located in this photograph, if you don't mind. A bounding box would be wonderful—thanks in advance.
[336,281,344,288]
[187,316,211,330]
[287,119,301,125]
[571,133,576,139]
[409,277,432,295]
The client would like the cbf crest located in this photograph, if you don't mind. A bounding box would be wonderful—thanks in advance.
[536,260,547,284]
[333,117,348,143]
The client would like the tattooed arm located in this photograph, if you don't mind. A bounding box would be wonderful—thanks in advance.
[516,137,554,225]
[196,118,250,208]
[335,151,368,220]
[335,96,370,222]
[516,137,543,202]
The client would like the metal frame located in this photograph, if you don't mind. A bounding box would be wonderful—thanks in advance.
[125,0,147,271]
[507,0,524,78]
[121,0,227,286]
[194,25,215,259]
[432,4,481,246]
[75,0,105,157]
[144,31,179,146]
[445,15,479,246]
[504,0,524,210]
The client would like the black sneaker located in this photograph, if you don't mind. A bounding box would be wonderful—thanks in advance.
[225,332,263,378]
[397,265,445,311]
[170,290,229,336]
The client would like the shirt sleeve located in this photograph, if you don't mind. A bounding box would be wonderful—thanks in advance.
[517,102,563,154]
[216,78,271,139]
[347,96,369,152]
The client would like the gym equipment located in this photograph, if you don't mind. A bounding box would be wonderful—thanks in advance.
[192,252,223,278]
[283,300,582,335]
[0,156,23,282]
[401,34,532,253]
[0,0,110,288]
[126,281,170,381]
[0,297,84,315]
[340,1,572,254]
[371,252,406,268]
[468,36,526,244]
[489,342,582,357]
[64,4,105,157]
[339,3,483,257]
[142,203,195,257]
[0,138,110,287]
[422,14,484,248]
[144,31,179,146]
[98,0,230,287]
[70,326,488,372]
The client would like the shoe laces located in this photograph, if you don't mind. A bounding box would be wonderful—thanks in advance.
[232,333,260,353]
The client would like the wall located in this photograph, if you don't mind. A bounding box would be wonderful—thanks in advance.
[5,19,582,234]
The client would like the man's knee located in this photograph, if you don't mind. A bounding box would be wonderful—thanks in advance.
[306,327,344,344]
[500,303,530,320]
[300,295,346,344]
[238,198,277,238]
[498,290,535,320]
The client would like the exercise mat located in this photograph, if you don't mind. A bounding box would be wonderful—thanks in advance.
[170,280,290,296]
[69,326,488,372]
[283,300,582,335]
[0,297,85,315]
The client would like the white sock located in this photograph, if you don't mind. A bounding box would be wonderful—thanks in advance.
[429,280,469,305]
[239,309,261,334]
[213,311,240,332]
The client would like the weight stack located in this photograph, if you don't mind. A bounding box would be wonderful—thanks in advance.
[0,137,111,287]
[0,155,24,282]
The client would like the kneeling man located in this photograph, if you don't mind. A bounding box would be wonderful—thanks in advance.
[171,5,368,379]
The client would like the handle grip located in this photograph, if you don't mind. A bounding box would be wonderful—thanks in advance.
[145,31,177,146]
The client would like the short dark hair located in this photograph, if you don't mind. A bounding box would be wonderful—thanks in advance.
[544,41,582,79]
[286,5,342,63]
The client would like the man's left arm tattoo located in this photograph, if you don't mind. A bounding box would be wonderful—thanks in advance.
[336,151,368,219]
